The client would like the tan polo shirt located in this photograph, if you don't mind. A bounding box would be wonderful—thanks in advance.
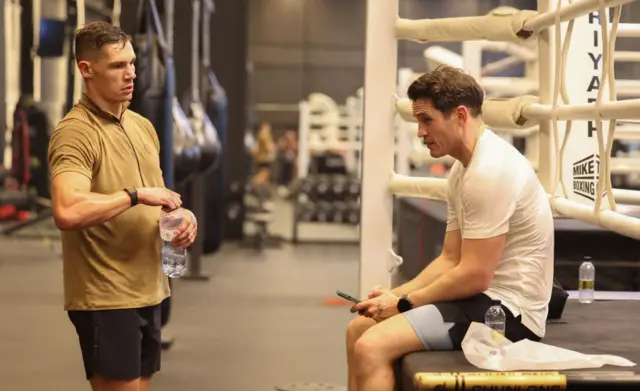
[48,94,170,311]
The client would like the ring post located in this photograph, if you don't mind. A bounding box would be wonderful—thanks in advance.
[359,0,399,299]
[536,0,555,194]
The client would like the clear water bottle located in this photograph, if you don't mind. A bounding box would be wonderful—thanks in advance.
[579,257,595,303]
[159,208,187,278]
[484,299,506,335]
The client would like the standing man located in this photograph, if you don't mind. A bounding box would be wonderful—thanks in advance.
[48,21,197,391]
[344,65,555,391]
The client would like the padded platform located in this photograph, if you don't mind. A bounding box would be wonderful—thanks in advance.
[397,299,640,391]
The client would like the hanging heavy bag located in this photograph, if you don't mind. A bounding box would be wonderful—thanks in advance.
[202,68,228,254]
[129,0,200,187]
[186,101,222,174]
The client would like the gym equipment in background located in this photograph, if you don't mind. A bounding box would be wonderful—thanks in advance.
[176,0,224,279]
[2,0,22,168]
[291,173,361,244]
[201,0,228,255]
[130,0,198,190]
[181,0,222,175]
[1,0,72,236]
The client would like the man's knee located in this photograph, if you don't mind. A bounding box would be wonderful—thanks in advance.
[352,329,387,369]
[346,315,376,345]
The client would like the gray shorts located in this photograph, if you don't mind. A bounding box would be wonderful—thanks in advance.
[403,294,541,351]
[403,304,455,351]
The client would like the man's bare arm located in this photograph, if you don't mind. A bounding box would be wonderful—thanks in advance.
[52,172,135,230]
[392,229,462,297]
[51,172,182,230]
[406,234,506,307]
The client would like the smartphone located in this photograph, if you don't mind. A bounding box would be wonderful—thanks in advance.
[336,290,361,303]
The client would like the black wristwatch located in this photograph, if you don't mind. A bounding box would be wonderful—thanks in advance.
[397,295,414,313]
[124,187,139,207]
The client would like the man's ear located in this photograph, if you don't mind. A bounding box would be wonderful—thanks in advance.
[455,105,469,124]
[77,60,93,79]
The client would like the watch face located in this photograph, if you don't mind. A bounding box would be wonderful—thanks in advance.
[399,297,411,312]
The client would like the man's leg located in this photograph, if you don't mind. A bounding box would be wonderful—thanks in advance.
[353,304,456,391]
[139,304,163,391]
[89,377,139,391]
[67,308,146,391]
[346,316,377,391]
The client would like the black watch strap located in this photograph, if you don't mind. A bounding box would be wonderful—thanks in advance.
[397,295,414,313]
[124,187,138,207]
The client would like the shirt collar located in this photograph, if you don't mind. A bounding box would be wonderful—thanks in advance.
[78,93,131,124]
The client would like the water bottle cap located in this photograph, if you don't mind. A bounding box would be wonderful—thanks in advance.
[491,299,501,306]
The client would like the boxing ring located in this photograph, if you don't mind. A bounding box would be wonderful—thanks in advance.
[360,0,640,389]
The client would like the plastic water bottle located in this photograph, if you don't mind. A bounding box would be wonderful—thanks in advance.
[579,257,595,303]
[159,208,187,278]
[484,299,506,335]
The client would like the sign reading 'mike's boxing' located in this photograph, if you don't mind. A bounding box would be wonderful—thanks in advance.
[573,154,600,201]
[565,9,610,204]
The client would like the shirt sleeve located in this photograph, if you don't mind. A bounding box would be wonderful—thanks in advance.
[48,124,98,180]
[461,170,519,239]
[445,165,460,232]
[446,186,459,232]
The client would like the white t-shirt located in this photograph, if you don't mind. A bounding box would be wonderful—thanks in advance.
[446,129,555,338]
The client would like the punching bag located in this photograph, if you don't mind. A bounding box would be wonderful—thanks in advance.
[182,0,222,176]
[129,0,200,188]
[172,97,201,186]
[186,101,221,174]
[202,67,227,253]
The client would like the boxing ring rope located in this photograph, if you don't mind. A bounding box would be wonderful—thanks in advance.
[360,0,640,299]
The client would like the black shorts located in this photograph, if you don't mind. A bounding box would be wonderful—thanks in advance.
[67,304,162,380]
[433,293,542,350]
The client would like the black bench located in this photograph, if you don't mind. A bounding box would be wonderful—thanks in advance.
[396,297,640,391]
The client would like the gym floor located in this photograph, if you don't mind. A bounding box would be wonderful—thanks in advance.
[0,200,359,391]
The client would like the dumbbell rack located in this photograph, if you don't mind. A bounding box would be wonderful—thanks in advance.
[291,174,361,244]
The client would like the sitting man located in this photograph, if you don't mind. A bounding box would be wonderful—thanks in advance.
[345,65,555,391]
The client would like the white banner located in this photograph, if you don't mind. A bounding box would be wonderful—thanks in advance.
[556,5,612,210]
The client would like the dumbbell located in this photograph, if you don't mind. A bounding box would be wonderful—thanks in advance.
[332,201,348,224]
[298,201,316,222]
[346,200,360,225]
[299,176,317,197]
[347,178,361,197]
[331,175,348,201]
[315,175,331,200]
[315,201,333,223]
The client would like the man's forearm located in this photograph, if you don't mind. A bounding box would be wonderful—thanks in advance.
[407,265,487,307]
[392,256,458,297]
[55,190,132,230]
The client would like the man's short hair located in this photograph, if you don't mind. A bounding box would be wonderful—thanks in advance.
[74,21,131,61]
[407,65,484,117]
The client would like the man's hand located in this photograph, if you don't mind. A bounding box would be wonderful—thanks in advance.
[172,209,198,250]
[367,285,387,299]
[350,289,399,323]
[138,187,182,211]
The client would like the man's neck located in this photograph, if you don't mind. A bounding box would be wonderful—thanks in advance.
[452,119,485,167]
[85,88,124,118]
